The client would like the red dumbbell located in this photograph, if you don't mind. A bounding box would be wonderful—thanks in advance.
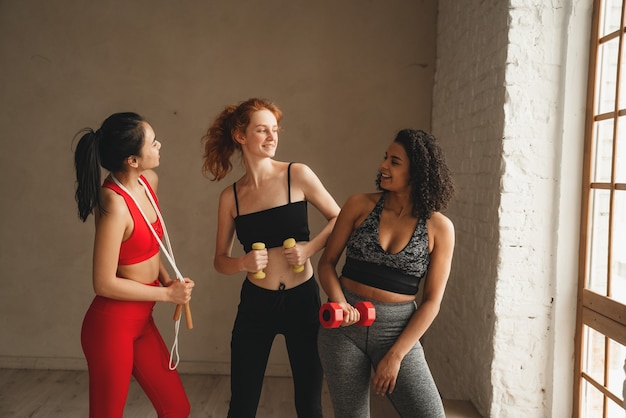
[319,301,376,328]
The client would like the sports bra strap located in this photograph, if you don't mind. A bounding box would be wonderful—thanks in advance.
[287,162,293,203]
[233,162,295,214]
[233,182,240,216]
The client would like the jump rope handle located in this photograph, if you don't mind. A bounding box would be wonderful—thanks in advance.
[174,303,193,329]
[283,238,304,273]
[251,242,266,279]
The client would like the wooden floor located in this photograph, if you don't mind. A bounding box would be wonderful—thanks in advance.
[0,368,482,417]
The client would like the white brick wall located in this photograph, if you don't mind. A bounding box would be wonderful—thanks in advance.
[429,0,509,414]
[430,1,590,416]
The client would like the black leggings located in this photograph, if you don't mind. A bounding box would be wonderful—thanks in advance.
[227,278,323,418]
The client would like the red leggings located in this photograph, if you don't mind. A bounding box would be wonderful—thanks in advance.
[81,293,190,418]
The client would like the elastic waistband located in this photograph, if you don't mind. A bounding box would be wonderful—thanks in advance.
[243,276,316,295]
[342,257,420,295]
[88,296,155,319]
[87,280,159,319]
[341,285,416,323]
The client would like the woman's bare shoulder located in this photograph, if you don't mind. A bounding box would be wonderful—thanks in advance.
[427,211,455,238]
[345,192,380,206]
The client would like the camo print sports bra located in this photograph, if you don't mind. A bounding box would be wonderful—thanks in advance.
[341,193,429,295]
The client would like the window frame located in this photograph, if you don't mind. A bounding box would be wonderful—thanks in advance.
[574,0,626,416]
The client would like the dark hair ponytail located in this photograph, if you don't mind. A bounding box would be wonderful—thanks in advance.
[73,112,146,222]
[74,129,102,222]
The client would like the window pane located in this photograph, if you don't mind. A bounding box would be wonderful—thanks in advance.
[592,119,615,183]
[588,189,611,294]
[607,398,625,417]
[620,42,626,111]
[612,190,626,304]
[607,337,626,403]
[583,326,606,385]
[596,37,619,115]
[616,117,625,183]
[600,0,624,37]
[581,378,604,417]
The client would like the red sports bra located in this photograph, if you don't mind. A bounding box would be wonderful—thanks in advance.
[103,175,163,265]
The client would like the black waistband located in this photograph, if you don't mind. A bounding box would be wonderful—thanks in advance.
[341,257,421,295]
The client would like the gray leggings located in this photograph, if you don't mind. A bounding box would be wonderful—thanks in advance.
[317,287,445,418]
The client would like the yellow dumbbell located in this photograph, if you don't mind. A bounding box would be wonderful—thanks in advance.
[251,242,266,279]
[283,238,304,273]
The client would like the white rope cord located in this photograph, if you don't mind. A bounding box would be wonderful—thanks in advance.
[111,174,186,370]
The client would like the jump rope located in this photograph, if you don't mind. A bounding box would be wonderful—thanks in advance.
[111,175,192,370]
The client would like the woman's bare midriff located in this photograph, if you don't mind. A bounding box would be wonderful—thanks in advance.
[116,252,162,284]
[246,246,313,290]
[340,276,416,303]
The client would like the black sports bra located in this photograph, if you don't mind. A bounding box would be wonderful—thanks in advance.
[234,163,310,253]
[341,193,429,295]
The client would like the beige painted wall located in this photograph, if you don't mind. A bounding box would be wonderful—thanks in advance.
[0,0,437,375]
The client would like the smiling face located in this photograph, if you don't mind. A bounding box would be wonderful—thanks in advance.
[237,109,279,158]
[378,140,412,193]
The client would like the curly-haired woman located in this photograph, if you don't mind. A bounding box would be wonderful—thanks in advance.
[317,129,455,418]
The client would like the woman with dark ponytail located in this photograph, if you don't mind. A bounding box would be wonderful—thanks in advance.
[73,112,194,418]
